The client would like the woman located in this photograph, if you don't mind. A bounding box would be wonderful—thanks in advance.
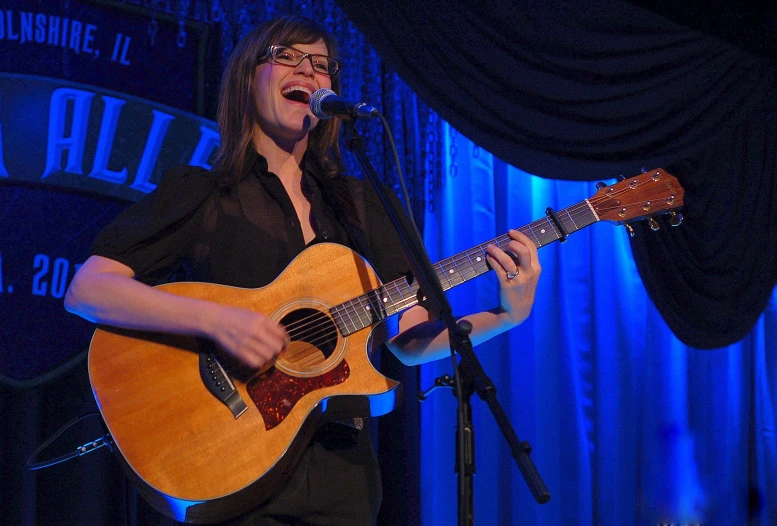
[65,15,541,525]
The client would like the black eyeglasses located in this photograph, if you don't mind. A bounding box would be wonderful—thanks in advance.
[261,45,341,77]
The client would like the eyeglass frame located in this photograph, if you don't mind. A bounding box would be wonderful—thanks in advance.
[259,45,342,77]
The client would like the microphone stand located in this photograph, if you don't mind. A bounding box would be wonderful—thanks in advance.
[342,121,549,526]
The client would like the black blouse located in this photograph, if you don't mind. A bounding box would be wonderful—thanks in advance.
[92,150,410,290]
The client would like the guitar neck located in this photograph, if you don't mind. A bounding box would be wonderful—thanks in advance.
[331,199,598,336]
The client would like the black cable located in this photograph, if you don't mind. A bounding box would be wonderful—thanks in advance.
[26,412,112,470]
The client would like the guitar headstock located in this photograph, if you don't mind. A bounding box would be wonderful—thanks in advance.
[589,168,684,225]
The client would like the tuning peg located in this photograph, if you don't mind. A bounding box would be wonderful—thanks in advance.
[624,224,635,237]
[641,167,648,173]
[596,181,607,189]
[648,217,660,231]
[669,211,683,227]
[617,174,625,181]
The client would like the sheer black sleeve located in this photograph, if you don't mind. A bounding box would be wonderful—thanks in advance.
[92,165,216,284]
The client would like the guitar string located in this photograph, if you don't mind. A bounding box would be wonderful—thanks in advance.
[279,282,398,336]
[273,176,678,356]
[278,290,388,337]
[280,312,339,340]
[286,323,338,346]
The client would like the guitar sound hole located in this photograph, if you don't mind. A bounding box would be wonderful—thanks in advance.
[278,308,338,372]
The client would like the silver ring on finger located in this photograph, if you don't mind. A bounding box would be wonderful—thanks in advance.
[506,270,518,280]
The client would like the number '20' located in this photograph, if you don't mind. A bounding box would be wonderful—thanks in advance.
[32,254,77,299]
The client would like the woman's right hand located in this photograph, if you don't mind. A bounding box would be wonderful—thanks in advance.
[209,306,290,369]
[66,255,289,370]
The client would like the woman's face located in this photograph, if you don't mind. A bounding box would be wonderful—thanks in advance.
[252,39,333,146]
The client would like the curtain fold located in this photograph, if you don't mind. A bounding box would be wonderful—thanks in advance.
[336,0,777,349]
[336,0,773,177]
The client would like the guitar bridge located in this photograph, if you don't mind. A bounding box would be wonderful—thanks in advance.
[199,352,248,419]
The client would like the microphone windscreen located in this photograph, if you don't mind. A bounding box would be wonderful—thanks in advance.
[309,88,336,120]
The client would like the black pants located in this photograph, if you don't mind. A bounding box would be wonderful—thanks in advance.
[220,422,382,526]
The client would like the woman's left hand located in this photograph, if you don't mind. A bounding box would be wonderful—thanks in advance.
[485,229,542,326]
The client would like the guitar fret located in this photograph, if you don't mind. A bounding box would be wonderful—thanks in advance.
[459,253,472,279]
[436,262,451,291]
[342,300,358,330]
[474,247,489,273]
[575,206,596,231]
[331,304,347,335]
[367,289,387,320]
[460,251,480,280]
[342,301,360,334]
[400,280,417,309]
[434,263,451,290]
[447,259,458,285]
[525,223,543,248]
[398,277,421,312]
[460,254,478,280]
[350,299,369,331]
[384,280,406,316]
[538,218,559,246]
[333,299,363,336]
[382,283,396,315]
[436,261,448,288]
[403,281,420,309]
[562,209,579,232]
[390,296,416,315]
[341,300,358,331]
[353,297,372,328]
[541,217,562,245]
[441,257,465,289]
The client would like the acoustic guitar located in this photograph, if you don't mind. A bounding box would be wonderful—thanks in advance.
[88,169,684,523]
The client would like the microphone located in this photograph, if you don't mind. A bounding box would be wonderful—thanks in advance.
[309,88,379,120]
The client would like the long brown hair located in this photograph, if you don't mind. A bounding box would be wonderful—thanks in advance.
[213,15,343,189]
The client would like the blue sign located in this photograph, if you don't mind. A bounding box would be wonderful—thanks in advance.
[0,73,219,385]
[1,74,219,200]
[0,0,213,113]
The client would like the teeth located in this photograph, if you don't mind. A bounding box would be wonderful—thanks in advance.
[281,86,313,96]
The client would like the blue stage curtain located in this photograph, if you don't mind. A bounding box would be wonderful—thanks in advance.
[419,125,777,525]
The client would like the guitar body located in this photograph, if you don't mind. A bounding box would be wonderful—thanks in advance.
[88,243,400,523]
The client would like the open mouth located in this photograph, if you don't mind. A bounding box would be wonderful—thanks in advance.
[281,85,312,104]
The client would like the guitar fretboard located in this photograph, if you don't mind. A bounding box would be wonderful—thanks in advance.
[330,200,598,336]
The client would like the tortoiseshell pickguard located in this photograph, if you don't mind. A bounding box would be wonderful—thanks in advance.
[246,361,350,430]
